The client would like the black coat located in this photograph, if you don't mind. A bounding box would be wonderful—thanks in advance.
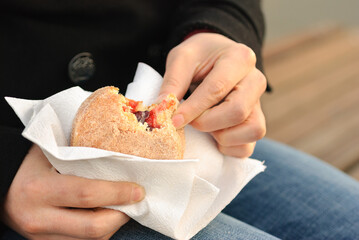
[0,0,265,234]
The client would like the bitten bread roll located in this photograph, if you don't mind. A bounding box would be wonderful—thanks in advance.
[70,86,185,159]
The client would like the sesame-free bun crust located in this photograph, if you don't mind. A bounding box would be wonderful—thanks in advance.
[70,86,185,159]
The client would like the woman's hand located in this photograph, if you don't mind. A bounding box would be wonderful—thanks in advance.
[159,33,267,158]
[1,144,145,240]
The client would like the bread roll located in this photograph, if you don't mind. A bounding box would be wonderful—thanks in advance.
[70,86,185,159]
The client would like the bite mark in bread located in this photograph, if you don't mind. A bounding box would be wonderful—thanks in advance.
[70,86,185,159]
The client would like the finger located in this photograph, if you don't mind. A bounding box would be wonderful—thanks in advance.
[29,233,106,240]
[218,142,257,158]
[21,144,53,173]
[192,68,267,132]
[157,46,198,102]
[27,226,119,240]
[174,46,256,128]
[211,103,266,147]
[102,226,122,240]
[45,174,145,208]
[36,207,129,239]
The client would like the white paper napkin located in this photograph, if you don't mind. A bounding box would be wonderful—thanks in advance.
[5,62,266,240]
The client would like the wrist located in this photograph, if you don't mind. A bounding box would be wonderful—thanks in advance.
[183,29,215,41]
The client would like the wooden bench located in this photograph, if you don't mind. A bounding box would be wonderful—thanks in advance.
[262,25,359,180]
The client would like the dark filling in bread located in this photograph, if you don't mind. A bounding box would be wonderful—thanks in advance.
[134,111,150,124]
[134,110,154,131]
[131,98,176,131]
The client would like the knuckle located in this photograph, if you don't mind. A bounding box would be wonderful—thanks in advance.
[85,219,106,239]
[163,75,182,90]
[167,46,179,59]
[77,188,95,207]
[255,70,267,92]
[22,177,43,197]
[208,79,227,102]
[190,119,204,132]
[22,218,43,235]
[168,45,194,60]
[191,118,211,132]
[240,44,257,66]
[241,144,255,158]
[229,102,247,124]
[227,44,256,66]
[251,122,267,140]
[212,130,230,147]
[218,144,255,158]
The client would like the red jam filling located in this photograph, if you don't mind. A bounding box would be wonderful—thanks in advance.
[124,97,176,130]
[128,99,140,112]
[122,99,141,113]
[145,108,161,129]
[145,99,176,129]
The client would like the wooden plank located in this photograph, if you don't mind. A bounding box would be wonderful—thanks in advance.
[262,26,359,175]
[263,28,355,88]
[262,34,359,127]
[291,96,359,169]
[263,59,359,142]
[263,25,343,62]
[262,49,359,133]
[262,27,359,132]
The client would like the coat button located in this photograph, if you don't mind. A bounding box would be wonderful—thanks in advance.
[68,52,95,84]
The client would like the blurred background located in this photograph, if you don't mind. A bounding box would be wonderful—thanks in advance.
[260,0,359,180]
[262,0,359,44]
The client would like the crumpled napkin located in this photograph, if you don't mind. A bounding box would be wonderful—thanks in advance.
[5,63,266,239]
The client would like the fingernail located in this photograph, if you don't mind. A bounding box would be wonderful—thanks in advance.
[131,186,145,202]
[172,114,185,128]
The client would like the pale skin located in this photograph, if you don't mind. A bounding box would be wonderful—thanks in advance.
[1,144,145,240]
[1,33,267,239]
[160,33,267,158]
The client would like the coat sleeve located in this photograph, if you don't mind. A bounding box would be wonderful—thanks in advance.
[165,0,266,74]
[0,126,31,198]
[0,125,31,234]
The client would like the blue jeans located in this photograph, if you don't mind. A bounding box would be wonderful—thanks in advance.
[3,139,359,239]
